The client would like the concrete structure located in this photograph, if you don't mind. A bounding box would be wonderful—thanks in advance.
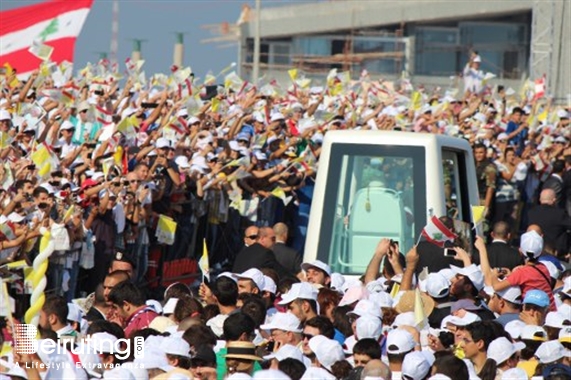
[236,0,569,102]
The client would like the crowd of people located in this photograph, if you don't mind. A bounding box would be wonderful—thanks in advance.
[0,53,570,380]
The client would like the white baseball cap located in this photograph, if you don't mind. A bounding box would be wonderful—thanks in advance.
[176,108,188,118]
[159,336,190,358]
[402,351,435,379]
[236,268,265,291]
[278,282,318,305]
[7,212,25,223]
[187,116,200,126]
[263,275,277,294]
[301,260,331,277]
[535,340,571,364]
[89,332,118,354]
[442,312,481,329]
[425,273,451,298]
[487,337,525,364]
[559,326,571,344]
[263,344,304,362]
[102,367,136,380]
[520,230,543,259]
[438,268,455,282]
[348,299,382,319]
[60,120,75,130]
[386,329,416,354]
[496,286,523,305]
[156,137,171,149]
[133,345,173,372]
[500,368,528,379]
[300,367,335,380]
[174,156,190,169]
[391,311,416,329]
[545,312,570,329]
[450,264,484,291]
[260,312,302,333]
[330,273,346,292]
[368,291,393,308]
[67,303,83,323]
[308,336,344,371]
[505,320,526,340]
[429,375,452,380]
[229,140,240,151]
[146,299,163,314]
[0,109,11,120]
[356,316,382,340]
[253,370,291,380]
[270,112,285,122]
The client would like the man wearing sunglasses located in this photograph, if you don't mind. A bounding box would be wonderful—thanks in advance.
[70,101,102,144]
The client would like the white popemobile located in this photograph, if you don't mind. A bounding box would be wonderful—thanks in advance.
[303,130,480,276]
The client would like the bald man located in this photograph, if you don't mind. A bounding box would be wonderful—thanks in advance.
[528,189,571,255]
[361,359,391,380]
[232,226,292,279]
[272,223,302,277]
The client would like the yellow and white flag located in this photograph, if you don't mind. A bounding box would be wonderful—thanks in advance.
[414,288,428,330]
[199,239,210,282]
[471,205,486,226]
[156,215,177,245]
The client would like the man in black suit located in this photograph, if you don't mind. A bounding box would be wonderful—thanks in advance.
[528,189,571,255]
[542,159,566,210]
[272,223,302,277]
[232,226,291,279]
[85,283,109,323]
[472,221,523,270]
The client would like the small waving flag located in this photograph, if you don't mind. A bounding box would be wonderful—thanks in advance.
[421,215,457,248]
[199,239,210,282]
[413,288,428,330]
[471,205,486,226]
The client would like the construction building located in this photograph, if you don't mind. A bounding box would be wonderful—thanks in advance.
[207,0,570,101]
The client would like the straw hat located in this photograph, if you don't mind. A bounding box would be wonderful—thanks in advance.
[224,341,262,361]
[395,290,435,317]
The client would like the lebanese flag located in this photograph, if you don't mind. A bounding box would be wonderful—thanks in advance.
[421,216,457,248]
[534,76,546,99]
[0,0,93,77]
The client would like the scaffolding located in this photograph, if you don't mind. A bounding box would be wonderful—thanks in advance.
[529,0,555,87]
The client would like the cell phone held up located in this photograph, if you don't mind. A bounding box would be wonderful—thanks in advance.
[443,248,456,257]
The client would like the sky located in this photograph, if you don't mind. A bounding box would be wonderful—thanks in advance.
[1,0,323,78]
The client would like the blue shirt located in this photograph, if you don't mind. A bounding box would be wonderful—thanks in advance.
[505,120,527,155]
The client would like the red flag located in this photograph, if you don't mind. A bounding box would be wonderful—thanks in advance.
[421,216,457,248]
[0,0,94,77]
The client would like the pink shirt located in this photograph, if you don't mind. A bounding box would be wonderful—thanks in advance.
[124,306,158,337]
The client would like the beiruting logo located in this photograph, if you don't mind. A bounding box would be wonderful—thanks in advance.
[15,325,144,361]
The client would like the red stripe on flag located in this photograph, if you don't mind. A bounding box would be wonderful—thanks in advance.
[0,0,93,35]
[0,37,77,74]
[430,216,457,240]
[421,229,446,248]
[95,106,112,116]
